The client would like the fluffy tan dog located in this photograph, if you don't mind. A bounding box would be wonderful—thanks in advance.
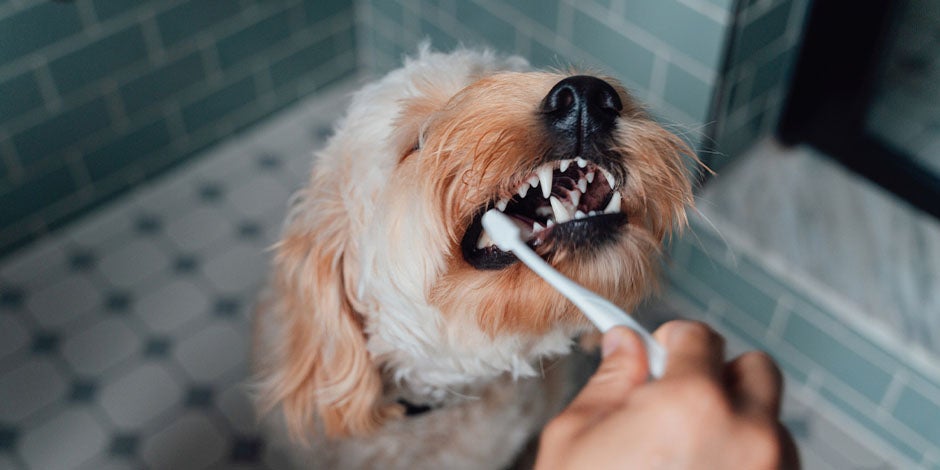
[253,47,696,469]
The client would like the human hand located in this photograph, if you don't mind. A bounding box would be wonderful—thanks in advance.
[535,320,799,469]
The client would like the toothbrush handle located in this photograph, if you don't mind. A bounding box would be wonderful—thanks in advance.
[510,241,667,378]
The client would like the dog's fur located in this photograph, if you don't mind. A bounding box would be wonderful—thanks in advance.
[253,47,696,469]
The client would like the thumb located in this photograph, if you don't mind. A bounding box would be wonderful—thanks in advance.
[565,326,650,416]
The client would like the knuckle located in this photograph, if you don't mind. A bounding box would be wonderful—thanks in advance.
[740,351,783,384]
[664,320,723,347]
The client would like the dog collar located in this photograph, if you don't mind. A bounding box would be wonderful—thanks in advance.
[396,398,436,417]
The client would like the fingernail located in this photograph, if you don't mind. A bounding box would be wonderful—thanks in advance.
[602,327,637,358]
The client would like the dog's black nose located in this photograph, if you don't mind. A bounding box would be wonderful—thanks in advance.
[540,76,622,143]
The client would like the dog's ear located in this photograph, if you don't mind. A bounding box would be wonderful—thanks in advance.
[255,184,399,440]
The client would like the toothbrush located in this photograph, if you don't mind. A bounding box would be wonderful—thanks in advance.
[481,210,666,379]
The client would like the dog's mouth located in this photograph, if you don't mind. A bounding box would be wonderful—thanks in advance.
[461,157,628,270]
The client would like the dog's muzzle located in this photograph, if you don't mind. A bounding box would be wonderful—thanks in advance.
[460,76,629,270]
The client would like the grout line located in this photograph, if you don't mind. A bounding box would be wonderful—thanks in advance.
[649,54,670,105]
[139,9,166,63]
[75,0,100,33]
[32,58,63,113]
[878,370,908,420]
[765,293,791,343]
[678,0,732,25]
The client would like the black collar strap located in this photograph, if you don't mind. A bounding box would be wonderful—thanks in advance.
[396,398,435,417]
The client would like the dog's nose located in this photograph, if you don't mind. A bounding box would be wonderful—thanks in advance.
[540,76,622,142]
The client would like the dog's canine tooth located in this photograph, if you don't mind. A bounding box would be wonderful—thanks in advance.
[546,219,555,228]
[549,196,571,223]
[496,199,508,211]
[577,178,588,193]
[538,165,553,198]
[602,169,616,189]
[574,210,587,220]
[576,157,588,168]
[569,190,580,208]
[603,191,622,214]
[517,183,529,198]
[527,175,539,189]
[559,159,571,172]
[586,171,595,183]
[533,221,544,232]
[477,231,495,249]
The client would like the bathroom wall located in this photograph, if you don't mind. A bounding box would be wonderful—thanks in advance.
[0,0,356,258]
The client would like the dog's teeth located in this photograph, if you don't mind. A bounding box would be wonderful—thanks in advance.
[577,178,588,193]
[574,210,587,220]
[550,196,571,223]
[546,219,555,228]
[477,231,495,249]
[589,210,598,216]
[559,159,571,172]
[528,175,539,188]
[533,221,544,232]
[569,190,580,208]
[535,206,553,218]
[496,199,508,211]
[602,169,616,189]
[576,157,588,168]
[603,191,622,214]
[517,183,529,198]
[586,171,595,183]
[538,166,553,198]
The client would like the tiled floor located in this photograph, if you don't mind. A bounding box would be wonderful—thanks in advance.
[0,84,897,469]
[0,85,348,469]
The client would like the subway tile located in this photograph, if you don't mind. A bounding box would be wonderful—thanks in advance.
[529,38,563,69]
[83,118,172,182]
[420,18,459,52]
[181,77,257,134]
[0,165,77,225]
[156,0,244,48]
[732,0,791,64]
[682,244,777,327]
[750,46,795,101]
[622,0,726,67]
[504,0,560,30]
[664,62,712,122]
[818,383,924,464]
[49,25,148,96]
[370,0,404,25]
[91,0,151,22]
[892,385,940,446]
[456,1,516,51]
[216,11,292,70]
[0,2,83,64]
[303,0,351,25]
[270,34,340,90]
[0,70,44,125]
[571,10,655,90]
[782,313,892,403]
[120,52,206,115]
[13,98,111,167]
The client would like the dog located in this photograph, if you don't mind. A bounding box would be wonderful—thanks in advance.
[252,46,696,469]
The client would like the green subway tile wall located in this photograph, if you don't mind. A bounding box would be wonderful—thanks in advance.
[0,0,357,257]
[667,217,940,467]
[361,0,732,129]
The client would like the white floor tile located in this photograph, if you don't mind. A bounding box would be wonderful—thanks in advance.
[0,314,28,360]
[141,412,225,470]
[26,275,101,328]
[217,384,257,434]
[62,317,141,376]
[174,323,247,382]
[201,242,268,294]
[0,359,66,422]
[19,409,107,470]
[99,363,182,429]
[226,174,291,219]
[164,206,233,252]
[98,239,170,289]
[135,280,208,334]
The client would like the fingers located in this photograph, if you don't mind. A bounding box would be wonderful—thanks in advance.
[726,351,783,418]
[654,321,725,381]
[564,326,649,416]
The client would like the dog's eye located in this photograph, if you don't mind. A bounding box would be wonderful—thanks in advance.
[411,141,420,152]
